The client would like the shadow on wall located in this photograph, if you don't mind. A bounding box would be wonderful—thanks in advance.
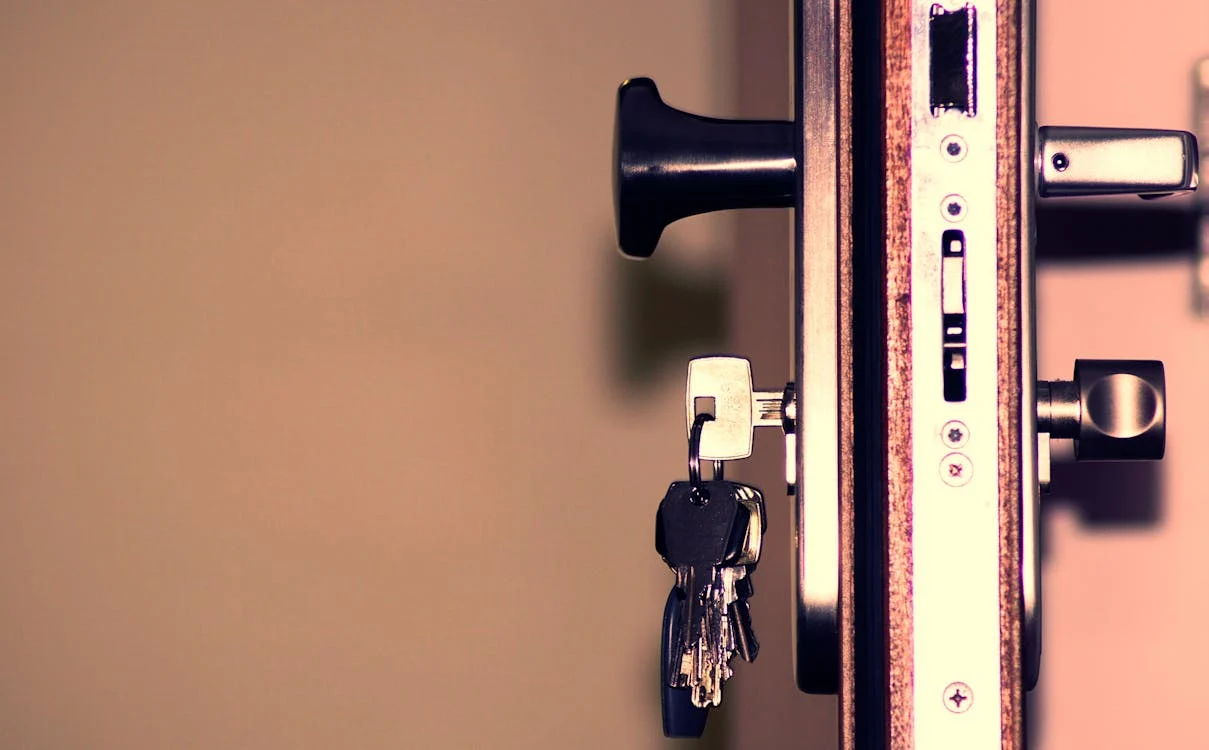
[607,237,729,393]
[1036,200,1176,534]
[1031,200,1178,748]
[1030,445,1164,748]
[1045,459,1164,529]
[1036,202,1199,263]
[604,227,740,748]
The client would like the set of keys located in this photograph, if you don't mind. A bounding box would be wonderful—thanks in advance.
[656,357,792,737]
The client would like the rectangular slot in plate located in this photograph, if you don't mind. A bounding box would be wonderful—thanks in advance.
[929,3,977,117]
[942,229,967,402]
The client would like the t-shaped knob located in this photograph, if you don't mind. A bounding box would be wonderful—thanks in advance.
[1037,359,1165,460]
[613,78,796,258]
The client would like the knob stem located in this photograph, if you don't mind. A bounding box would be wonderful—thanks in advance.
[1036,379,1080,436]
[614,78,795,258]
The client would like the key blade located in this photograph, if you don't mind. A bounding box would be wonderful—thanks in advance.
[752,390,785,428]
[692,566,738,707]
[730,599,760,662]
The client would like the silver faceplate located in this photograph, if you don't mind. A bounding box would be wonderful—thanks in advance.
[909,1,1014,746]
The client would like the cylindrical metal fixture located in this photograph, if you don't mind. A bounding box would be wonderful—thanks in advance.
[1073,359,1165,460]
[1036,379,1080,437]
[1037,359,1165,461]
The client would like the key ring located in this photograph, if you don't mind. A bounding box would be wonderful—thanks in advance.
[688,413,724,503]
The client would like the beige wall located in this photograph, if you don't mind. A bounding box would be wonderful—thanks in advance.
[0,1,1205,749]
[0,2,739,747]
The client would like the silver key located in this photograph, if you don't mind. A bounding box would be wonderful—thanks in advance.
[730,482,764,566]
[685,356,786,461]
[681,566,743,706]
[674,484,766,707]
[724,483,764,664]
[672,565,749,707]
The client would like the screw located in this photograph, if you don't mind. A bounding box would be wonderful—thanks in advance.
[1051,152,1070,172]
[941,194,967,222]
[943,682,973,713]
[940,135,967,162]
[941,420,968,449]
[939,452,972,487]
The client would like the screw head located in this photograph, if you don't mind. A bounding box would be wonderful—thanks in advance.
[939,452,972,487]
[1051,152,1070,172]
[940,135,967,162]
[941,194,967,222]
[943,682,973,713]
[941,420,969,449]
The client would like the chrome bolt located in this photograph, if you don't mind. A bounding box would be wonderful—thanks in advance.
[943,682,973,713]
[939,452,972,487]
[941,420,969,449]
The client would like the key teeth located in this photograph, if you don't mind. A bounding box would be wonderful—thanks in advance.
[731,599,760,662]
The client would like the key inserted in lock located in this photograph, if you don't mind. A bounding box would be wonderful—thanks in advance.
[686,357,786,461]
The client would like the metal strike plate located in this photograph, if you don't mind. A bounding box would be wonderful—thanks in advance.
[1037,126,1199,198]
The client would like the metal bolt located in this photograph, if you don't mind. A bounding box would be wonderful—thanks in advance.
[940,134,967,162]
[941,194,967,222]
[941,420,969,449]
[939,452,972,487]
[943,682,973,713]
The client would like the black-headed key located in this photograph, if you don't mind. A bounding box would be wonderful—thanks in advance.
[656,480,754,711]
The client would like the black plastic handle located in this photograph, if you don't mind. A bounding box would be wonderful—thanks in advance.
[614,78,796,258]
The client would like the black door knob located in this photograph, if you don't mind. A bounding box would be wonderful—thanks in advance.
[1037,359,1165,460]
[614,78,796,258]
